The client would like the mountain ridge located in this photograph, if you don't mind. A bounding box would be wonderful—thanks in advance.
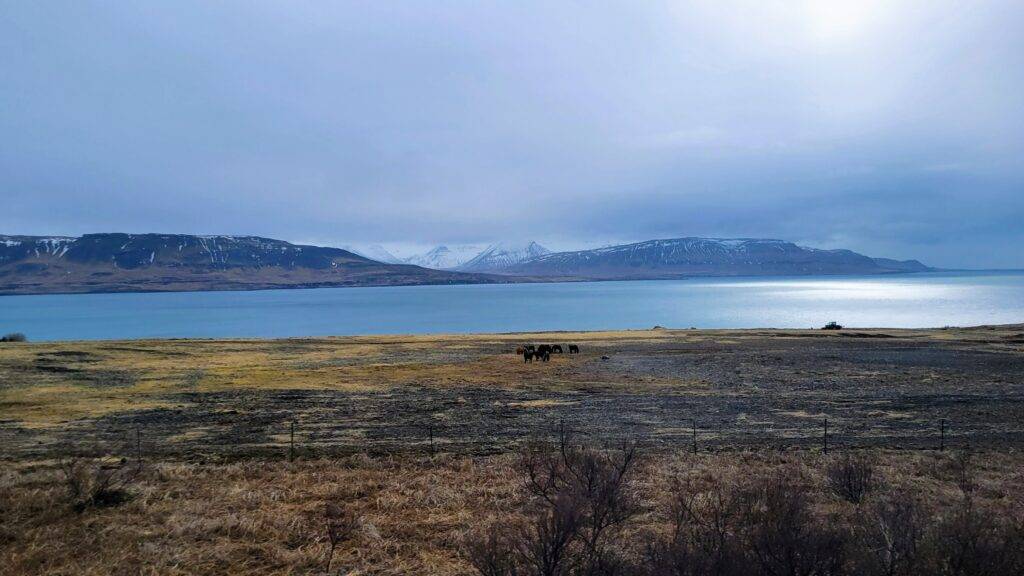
[0,233,512,295]
[402,245,485,270]
[0,233,933,295]
[502,237,931,278]
[456,241,551,272]
[342,244,403,264]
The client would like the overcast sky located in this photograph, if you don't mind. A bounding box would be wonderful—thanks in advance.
[2,1,1022,267]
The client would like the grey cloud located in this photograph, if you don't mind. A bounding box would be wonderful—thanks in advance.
[1,1,1022,267]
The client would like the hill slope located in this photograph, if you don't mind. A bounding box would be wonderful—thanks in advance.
[503,237,930,278]
[341,244,403,264]
[456,241,551,272]
[0,234,508,295]
[402,245,485,270]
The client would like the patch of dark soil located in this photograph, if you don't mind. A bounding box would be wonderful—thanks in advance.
[97,346,190,356]
[12,381,1023,460]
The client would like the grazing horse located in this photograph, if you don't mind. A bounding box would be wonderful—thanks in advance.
[568,344,579,354]
[536,344,552,356]
[551,344,563,354]
[515,347,525,355]
[523,350,534,363]
[540,351,551,362]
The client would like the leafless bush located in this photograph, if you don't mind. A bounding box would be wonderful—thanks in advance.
[645,476,753,576]
[466,522,520,576]
[58,456,138,512]
[827,453,876,504]
[465,435,641,576]
[742,469,849,576]
[0,332,26,342]
[949,450,975,497]
[647,465,848,576]
[853,488,925,576]
[923,497,1024,576]
[324,502,359,573]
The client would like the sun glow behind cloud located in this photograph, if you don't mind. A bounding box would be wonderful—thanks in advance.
[802,0,888,44]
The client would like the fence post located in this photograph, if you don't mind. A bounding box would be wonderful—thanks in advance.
[823,418,828,455]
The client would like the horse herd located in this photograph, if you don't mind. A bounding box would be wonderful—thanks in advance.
[515,343,580,362]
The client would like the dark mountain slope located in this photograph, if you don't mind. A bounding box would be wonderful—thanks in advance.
[503,237,931,279]
[0,234,509,295]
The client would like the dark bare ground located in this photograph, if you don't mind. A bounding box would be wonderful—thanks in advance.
[2,326,1023,461]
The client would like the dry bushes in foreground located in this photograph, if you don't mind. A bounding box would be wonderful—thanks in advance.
[58,455,140,512]
[465,446,1024,576]
[1,448,1023,575]
[465,435,641,575]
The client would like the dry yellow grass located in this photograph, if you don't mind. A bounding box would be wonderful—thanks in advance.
[2,449,1022,575]
[2,325,1020,429]
[3,326,1023,574]
[0,330,712,427]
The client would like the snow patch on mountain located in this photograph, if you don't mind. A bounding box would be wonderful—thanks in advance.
[457,241,551,272]
[342,244,403,264]
[402,245,485,270]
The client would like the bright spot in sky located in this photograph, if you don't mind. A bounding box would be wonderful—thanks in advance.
[803,0,885,43]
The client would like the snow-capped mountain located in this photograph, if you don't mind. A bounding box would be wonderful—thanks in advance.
[0,236,76,263]
[0,233,506,295]
[502,237,930,278]
[403,245,485,270]
[342,244,403,264]
[456,241,551,272]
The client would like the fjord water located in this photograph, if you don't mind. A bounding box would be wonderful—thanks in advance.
[1,271,1022,341]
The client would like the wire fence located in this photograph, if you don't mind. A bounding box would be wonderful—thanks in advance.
[42,410,1020,464]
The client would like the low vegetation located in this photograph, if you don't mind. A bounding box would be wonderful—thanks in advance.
[2,328,1022,574]
[464,443,1024,576]
[2,447,1022,575]
[58,455,139,512]
[1,331,27,342]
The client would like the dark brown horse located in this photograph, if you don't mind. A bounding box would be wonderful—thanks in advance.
[568,344,579,354]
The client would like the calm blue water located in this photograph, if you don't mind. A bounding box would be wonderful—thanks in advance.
[1,271,1022,341]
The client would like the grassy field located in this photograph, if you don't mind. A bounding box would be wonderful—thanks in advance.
[2,325,1023,457]
[2,326,1023,574]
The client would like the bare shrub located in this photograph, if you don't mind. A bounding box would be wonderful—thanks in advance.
[647,465,848,576]
[521,437,640,558]
[646,476,753,576]
[853,488,926,576]
[742,468,849,576]
[923,498,1024,576]
[466,522,520,576]
[58,456,138,512]
[465,435,641,576]
[324,502,359,573]
[0,332,27,342]
[827,453,876,504]
[949,450,975,497]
